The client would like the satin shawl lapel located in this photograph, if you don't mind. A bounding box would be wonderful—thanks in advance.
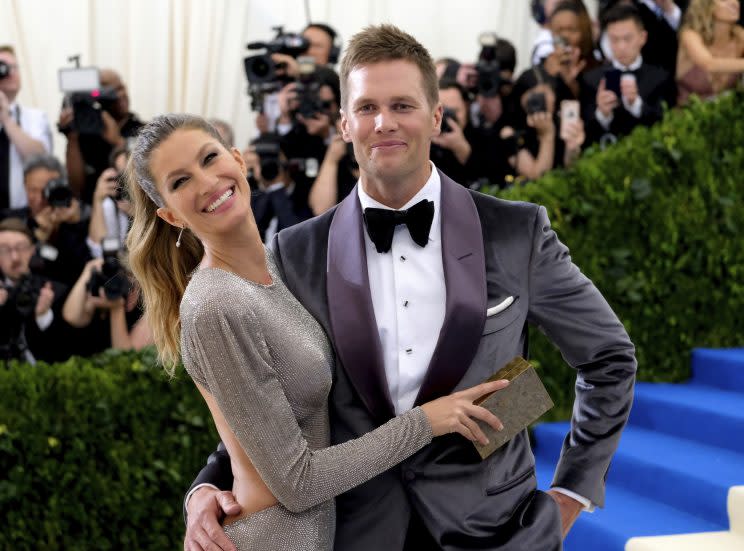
[414,171,487,405]
[327,190,395,421]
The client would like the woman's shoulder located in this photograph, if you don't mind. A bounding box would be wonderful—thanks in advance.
[181,269,251,325]
[734,25,744,47]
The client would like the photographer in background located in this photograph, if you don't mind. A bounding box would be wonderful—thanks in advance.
[276,67,344,212]
[62,246,150,356]
[250,24,341,133]
[87,145,132,256]
[430,81,477,187]
[599,0,686,73]
[244,133,309,242]
[0,45,53,211]
[308,123,359,215]
[1,155,90,286]
[57,69,144,205]
[501,74,586,181]
[0,218,69,364]
[582,3,676,146]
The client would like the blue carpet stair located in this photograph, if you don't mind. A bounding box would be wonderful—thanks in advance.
[532,348,744,551]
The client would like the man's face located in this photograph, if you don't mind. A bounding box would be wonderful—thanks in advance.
[0,230,34,282]
[100,70,129,120]
[303,27,333,65]
[341,60,442,187]
[607,19,647,67]
[24,168,60,216]
[0,51,21,99]
[477,94,503,124]
[439,87,468,128]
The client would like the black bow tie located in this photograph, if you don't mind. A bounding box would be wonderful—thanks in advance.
[363,199,434,254]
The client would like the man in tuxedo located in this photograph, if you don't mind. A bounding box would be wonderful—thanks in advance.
[583,3,676,146]
[599,0,688,73]
[184,24,636,551]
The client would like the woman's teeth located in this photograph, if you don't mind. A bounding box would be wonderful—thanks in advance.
[206,188,234,212]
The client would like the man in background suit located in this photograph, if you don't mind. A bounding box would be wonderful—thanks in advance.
[184,24,636,551]
[583,3,676,146]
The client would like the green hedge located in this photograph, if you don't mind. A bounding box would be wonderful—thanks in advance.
[492,91,744,418]
[0,349,217,550]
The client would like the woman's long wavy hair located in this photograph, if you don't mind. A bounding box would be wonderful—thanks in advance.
[683,0,734,45]
[125,114,227,374]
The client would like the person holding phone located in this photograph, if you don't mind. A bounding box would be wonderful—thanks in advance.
[581,3,676,145]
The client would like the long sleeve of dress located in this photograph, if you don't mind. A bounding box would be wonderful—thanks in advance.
[181,298,433,514]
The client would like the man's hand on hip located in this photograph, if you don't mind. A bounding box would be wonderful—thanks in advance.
[546,489,583,539]
[184,486,241,551]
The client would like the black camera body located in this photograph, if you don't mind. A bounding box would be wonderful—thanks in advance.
[0,273,45,361]
[526,92,548,115]
[0,59,10,80]
[244,27,310,86]
[44,177,73,208]
[4,274,43,321]
[441,107,458,133]
[69,88,119,135]
[87,239,131,300]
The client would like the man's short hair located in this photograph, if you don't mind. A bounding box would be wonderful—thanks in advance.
[0,217,33,242]
[339,24,438,110]
[23,154,65,181]
[601,3,645,30]
[0,45,16,56]
[439,80,470,105]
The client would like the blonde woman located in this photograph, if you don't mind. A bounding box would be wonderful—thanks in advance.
[677,0,744,104]
[125,113,506,550]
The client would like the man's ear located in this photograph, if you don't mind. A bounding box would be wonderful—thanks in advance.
[156,206,183,229]
[432,103,444,137]
[640,30,648,49]
[339,110,352,143]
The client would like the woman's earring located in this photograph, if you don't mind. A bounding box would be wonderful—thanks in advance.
[176,226,185,248]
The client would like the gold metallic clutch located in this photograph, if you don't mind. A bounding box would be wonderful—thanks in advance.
[472,357,554,460]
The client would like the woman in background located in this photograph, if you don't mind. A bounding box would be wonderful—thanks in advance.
[677,0,744,104]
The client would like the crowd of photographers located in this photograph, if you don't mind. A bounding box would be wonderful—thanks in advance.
[1,0,741,364]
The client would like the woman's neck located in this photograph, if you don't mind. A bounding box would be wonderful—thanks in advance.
[712,20,735,47]
[201,222,271,285]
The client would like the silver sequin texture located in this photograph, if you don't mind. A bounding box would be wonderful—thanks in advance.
[180,249,433,550]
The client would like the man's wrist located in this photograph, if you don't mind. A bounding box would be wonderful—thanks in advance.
[184,483,219,516]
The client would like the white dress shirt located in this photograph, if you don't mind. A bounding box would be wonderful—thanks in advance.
[3,103,53,209]
[357,162,445,415]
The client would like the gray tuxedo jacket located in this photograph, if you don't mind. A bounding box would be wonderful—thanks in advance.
[188,171,637,550]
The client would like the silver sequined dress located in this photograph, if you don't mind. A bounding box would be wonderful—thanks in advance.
[180,249,433,550]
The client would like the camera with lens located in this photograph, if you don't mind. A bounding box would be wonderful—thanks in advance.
[293,58,335,120]
[3,273,43,321]
[244,26,310,111]
[525,92,547,115]
[0,59,11,80]
[440,107,458,133]
[87,238,131,300]
[475,32,504,98]
[251,141,283,185]
[0,273,44,361]
[58,61,119,135]
[44,176,74,208]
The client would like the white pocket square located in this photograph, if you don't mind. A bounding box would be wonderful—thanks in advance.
[486,296,514,317]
